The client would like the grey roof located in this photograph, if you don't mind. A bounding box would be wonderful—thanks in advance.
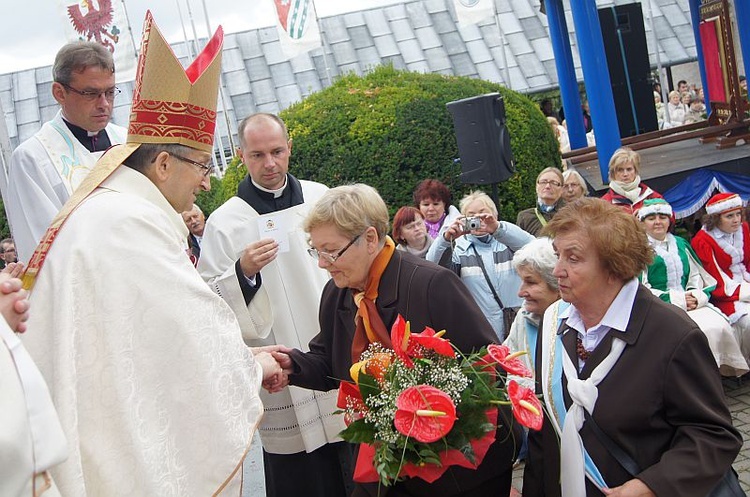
[1,0,697,152]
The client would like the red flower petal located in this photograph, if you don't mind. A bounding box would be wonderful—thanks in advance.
[486,344,533,378]
[411,327,455,358]
[337,381,363,409]
[390,315,415,368]
[507,380,543,431]
[394,385,457,443]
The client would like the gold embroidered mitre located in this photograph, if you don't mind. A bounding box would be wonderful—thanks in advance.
[128,10,223,152]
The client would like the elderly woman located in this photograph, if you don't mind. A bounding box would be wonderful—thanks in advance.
[428,191,534,340]
[692,193,750,365]
[503,237,559,386]
[601,147,662,215]
[665,90,687,127]
[523,198,741,497]
[412,179,460,239]
[638,198,747,376]
[516,167,566,236]
[561,169,587,204]
[391,206,432,258]
[275,184,521,497]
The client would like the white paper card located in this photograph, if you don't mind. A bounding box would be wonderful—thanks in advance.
[257,213,290,253]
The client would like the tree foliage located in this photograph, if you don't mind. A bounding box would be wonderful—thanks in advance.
[275,65,560,221]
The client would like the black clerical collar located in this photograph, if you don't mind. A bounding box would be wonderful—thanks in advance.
[62,118,111,153]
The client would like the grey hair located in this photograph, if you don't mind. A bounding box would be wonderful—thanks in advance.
[303,183,390,241]
[122,143,197,173]
[562,169,587,191]
[53,41,114,85]
[458,190,498,217]
[512,237,559,291]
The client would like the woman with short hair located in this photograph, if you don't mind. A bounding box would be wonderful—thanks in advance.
[601,147,662,215]
[276,184,522,497]
[561,169,587,204]
[516,167,566,236]
[391,206,432,258]
[524,197,741,497]
[412,179,460,239]
[428,191,533,340]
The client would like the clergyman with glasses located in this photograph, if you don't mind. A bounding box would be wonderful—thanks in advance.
[6,41,127,262]
[516,167,566,236]
[198,113,353,497]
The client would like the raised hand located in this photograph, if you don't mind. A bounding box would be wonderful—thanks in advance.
[239,238,279,278]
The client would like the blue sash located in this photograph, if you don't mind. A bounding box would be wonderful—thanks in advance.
[541,300,608,491]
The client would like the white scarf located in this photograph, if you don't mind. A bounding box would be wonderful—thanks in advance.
[560,336,627,497]
[609,175,644,204]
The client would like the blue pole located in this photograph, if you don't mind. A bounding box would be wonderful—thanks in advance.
[687,0,711,107]
[545,0,587,150]
[734,0,750,83]
[568,0,621,183]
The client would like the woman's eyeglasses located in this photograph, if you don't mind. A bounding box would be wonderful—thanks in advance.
[307,234,361,263]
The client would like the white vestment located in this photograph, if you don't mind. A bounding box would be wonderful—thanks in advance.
[5,110,127,262]
[1,316,67,497]
[199,183,346,454]
[22,165,264,497]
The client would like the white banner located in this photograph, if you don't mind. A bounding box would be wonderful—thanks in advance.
[453,0,494,27]
[57,0,137,83]
[273,0,322,60]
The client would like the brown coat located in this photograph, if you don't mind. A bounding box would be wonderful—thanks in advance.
[289,250,522,497]
[524,285,742,497]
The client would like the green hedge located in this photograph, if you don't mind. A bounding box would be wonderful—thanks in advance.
[215,65,559,222]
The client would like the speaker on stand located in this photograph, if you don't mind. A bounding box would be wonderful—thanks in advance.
[598,3,658,136]
[446,93,515,205]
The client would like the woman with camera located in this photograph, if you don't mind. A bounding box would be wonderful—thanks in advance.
[427,191,534,340]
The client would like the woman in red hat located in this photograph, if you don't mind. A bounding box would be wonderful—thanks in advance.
[691,192,750,365]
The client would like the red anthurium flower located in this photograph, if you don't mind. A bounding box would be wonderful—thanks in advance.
[391,315,418,367]
[394,385,457,443]
[411,326,455,358]
[486,344,533,378]
[337,381,366,426]
[507,380,543,431]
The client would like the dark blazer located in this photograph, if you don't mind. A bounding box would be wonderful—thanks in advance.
[188,233,201,260]
[524,285,741,497]
[290,250,521,497]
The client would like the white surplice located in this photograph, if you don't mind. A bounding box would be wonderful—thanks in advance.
[1,316,67,497]
[22,165,264,497]
[5,110,127,262]
[198,185,346,455]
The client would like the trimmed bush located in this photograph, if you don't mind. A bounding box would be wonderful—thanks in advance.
[275,65,560,221]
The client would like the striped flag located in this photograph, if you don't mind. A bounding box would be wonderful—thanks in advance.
[274,0,322,60]
[452,0,494,26]
[57,0,138,83]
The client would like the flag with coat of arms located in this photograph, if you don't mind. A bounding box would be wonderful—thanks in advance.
[452,0,494,26]
[57,0,138,83]
[273,0,322,60]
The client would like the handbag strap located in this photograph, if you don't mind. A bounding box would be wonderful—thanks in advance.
[583,411,640,477]
[470,244,504,309]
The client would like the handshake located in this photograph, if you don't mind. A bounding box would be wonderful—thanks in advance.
[250,345,295,393]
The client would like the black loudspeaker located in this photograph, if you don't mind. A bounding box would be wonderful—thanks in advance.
[598,4,658,136]
[446,93,515,185]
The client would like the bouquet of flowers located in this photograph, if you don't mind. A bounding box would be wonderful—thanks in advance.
[337,315,543,486]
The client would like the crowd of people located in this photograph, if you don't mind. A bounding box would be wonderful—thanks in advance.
[1,15,746,497]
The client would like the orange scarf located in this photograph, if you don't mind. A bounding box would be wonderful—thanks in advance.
[351,236,395,363]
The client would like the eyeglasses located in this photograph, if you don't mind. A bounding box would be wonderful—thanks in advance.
[307,234,361,264]
[170,153,214,177]
[537,179,562,187]
[61,83,121,101]
[564,183,582,190]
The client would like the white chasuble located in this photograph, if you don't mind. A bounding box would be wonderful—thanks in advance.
[22,166,264,497]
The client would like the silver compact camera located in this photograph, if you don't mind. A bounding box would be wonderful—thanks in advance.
[462,216,481,231]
